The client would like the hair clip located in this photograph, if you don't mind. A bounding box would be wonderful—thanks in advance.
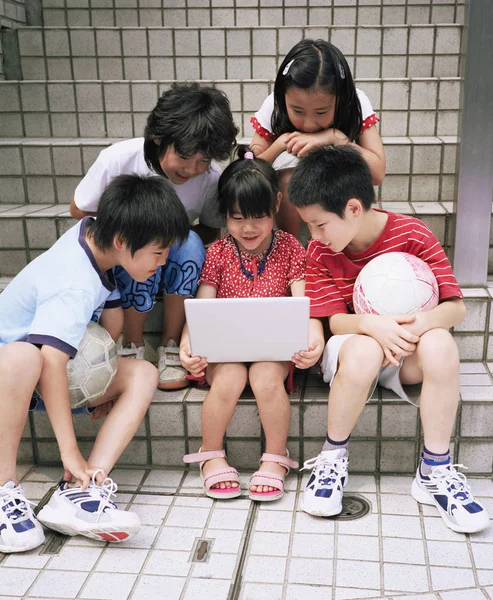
[338,63,346,79]
[244,151,254,160]
[282,59,295,76]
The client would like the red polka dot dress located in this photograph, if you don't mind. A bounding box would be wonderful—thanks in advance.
[199,230,306,297]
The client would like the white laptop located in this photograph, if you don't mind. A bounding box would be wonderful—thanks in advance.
[184,297,310,363]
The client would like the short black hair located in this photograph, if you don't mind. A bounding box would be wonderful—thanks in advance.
[272,39,362,142]
[90,174,190,255]
[144,82,239,177]
[288,146,375,217]
[218,145,279,219]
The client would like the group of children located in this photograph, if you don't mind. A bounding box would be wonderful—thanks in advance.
[0,39,489,555]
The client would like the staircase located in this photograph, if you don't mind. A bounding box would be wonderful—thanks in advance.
[1,0,492,476]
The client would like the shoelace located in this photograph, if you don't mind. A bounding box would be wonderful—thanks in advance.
[429,463,472,503]
[0,484,35,522]
[89,470,118,520]
[300,454,347,483]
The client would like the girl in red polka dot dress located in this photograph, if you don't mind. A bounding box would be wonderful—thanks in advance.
[250,38,386,238]
[180,147,323,503]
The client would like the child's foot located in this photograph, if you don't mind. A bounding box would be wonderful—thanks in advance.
[36,471,140,542]
[118,342,146,359]
[158,341,190,390]
[249,452,298,502]
[183,449,241,499]
[301,448,348,517]
[0,481,45,553]
[249,461,287,494]
[412,460,490,533]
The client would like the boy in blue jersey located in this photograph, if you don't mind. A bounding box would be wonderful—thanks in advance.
[0,174,189,553]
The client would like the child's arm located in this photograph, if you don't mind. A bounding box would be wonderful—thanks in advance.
[285,126,386,185]
[179,283,217,376]
[329,312,420,367]
[401,298,466,338]
[38,345,101,489]
[251,132,293,164]
[99,306,124,342]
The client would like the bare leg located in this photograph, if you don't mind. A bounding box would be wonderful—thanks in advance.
[161,293,186,346]
[200,362,248,489]
[249,361,290,493]
[86,358,158,475]
[276,169,302,238]
[0,343,42,485]
[121,307,148,347]
[400,328,459,454]
[328,335,383,440]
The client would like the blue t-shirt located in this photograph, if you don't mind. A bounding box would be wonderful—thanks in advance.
[0,218,120,358]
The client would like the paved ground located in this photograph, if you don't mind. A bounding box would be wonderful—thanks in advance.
[0,464,492,600]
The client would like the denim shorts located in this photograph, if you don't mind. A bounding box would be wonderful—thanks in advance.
[30,391,96,415]
[114,231,206,312]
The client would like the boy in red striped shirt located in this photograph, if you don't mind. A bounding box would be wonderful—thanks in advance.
[289,146,490,534]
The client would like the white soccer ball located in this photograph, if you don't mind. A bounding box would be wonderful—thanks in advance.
[37,322,118,408]
[352,252,439,316]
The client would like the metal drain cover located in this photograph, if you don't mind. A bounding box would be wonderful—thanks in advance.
[326,494,371,520]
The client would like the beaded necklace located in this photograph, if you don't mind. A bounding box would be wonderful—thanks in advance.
[233,231,275,281]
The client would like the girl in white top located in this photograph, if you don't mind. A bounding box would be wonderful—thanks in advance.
[251,39,386,238]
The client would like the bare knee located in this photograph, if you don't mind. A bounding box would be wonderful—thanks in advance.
[249,362,287,396]
[338,335,383,383]
[209,363,248,394]
[417,329,459,373]
[122,358,159,391]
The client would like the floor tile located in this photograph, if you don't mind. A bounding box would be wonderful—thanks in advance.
[285,584,333,599]
[383,563,430,593]
[206,529,244,554]
[0,567,39,596]
[243,555,287,584]
[47,546,103,571]
[182,578,230,600]
[338,534,380,562]
[28,570,87,598]
[96,548,148,574]
[382,537,426,564]
[380,493,420,516]
[130,575,185,600]
[191,552,238,579]
[208,508,249,530]
[165,506,211,528]
[155,526,204,551]
[287,557,333,586]
[255,510,294,533]
[336,559,381,590]
[472,543,493,569]
[426,539,472,567]
[381,514,422,539]
[430,566,476,590]
[241,583,284,600]
[250,531,290,556]
[440,589,489,600]
[79,573,137,600]
[291,532,334,558]
[143,550,191,577]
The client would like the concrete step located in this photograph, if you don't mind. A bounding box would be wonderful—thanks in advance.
[0,136,459,207]
[42,0,465,28]
[17,358,493,474]
[0,77,461,140]
[0,201,457,277]
[13,24,462,80]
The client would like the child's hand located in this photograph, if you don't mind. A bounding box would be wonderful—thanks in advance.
[285,131,332,157]
[292,338,324,370]
[61,450,103,490]
[90,399,116,421]
[362,314,419,367]
[180,344,208,377]
[400,311,428,338]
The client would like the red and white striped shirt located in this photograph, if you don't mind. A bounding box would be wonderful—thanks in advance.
[306,210,463,318]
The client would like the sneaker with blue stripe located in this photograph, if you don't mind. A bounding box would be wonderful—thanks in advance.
[0,481,45,553]
[36,471,140,542]
[301,449,348,517]
[411,461,491,533]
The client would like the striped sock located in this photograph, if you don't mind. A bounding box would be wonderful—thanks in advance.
[421,446,450,475]
[323,433,350,453]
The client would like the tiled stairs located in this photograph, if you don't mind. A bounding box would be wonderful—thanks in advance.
[1,0,492,477]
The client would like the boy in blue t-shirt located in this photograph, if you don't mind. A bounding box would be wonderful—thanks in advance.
[0,174,189,553]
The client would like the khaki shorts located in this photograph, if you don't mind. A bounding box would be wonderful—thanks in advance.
[320,334,421,407]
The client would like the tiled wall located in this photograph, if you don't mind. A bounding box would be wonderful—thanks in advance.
[41,0,465,28]
[14,25,463,80]
[0,137,458,207]
[0,77,461,139]
[0,0,27,79]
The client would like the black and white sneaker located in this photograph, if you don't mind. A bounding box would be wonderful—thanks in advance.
[301,449,348,517]
[0,481,45,553]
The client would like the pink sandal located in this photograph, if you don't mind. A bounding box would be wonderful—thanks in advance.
[183,449,241,500]
[249,452,299,502]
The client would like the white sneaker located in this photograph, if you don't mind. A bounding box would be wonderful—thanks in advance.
[412,460,491,533]
[118,342,146,360]
[157,340,190,390]
[0,481,45,553]
[36,471,140,542]
[301,448,348,517]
